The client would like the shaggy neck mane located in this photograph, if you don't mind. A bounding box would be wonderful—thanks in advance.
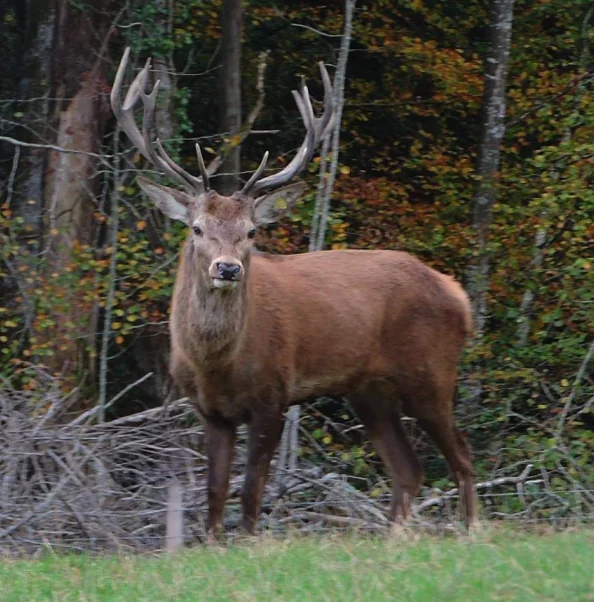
[173,240,250,366]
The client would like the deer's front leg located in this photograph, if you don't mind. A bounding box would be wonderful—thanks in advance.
[241,412,284,534]
[204,416,236,543]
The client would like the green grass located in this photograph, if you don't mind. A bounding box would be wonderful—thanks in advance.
[1,529,592,602]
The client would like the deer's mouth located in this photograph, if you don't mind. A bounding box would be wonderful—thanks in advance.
[212,278,239,290]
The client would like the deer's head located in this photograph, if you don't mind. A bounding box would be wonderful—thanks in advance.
[111,49,333,291]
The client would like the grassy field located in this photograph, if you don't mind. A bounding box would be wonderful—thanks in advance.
[1,529,592,602]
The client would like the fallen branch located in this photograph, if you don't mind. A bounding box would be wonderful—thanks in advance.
[70,372,154,426]
[281,511,374,527]
[416,464,534,512]
[0,442,100,540]
[556,340,594,437]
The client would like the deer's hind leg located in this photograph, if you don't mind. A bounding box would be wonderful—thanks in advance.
[416,416,477,528]
[401,373,477,528]
[348,388,424,524]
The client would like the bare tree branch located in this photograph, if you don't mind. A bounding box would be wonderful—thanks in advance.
[556,340,594,437]
[0,135,110,161]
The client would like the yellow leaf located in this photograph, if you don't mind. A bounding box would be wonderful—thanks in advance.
[112,322,122,330]
[339,165,350,175]
[136,220,147,231]
[274,198,287,210]
[560,379,569,387]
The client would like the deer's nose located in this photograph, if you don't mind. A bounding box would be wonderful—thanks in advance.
[217,262,241,281]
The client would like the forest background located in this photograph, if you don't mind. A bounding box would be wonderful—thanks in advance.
[0,0,593,515]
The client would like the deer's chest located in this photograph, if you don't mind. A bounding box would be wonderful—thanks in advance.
[193,362,279,424]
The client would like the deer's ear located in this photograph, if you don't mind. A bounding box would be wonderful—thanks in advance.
[253,182,308,225]
[137,176,192,224]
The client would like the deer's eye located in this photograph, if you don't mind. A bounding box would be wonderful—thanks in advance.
[192,225,202,236]
[247,229,257,239]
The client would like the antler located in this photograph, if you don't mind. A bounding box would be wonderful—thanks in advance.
[241,62,334,197]
[111,47,210,193]
[112,49,333,198]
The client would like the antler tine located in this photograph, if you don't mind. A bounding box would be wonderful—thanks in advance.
[240,151,269,195]
[111,49,149,162]
[246,90,315,197]
[155,138,208,191]
[135,79,191,190]
[142,83,206,192]
[315,62,335,143]
[195,143,210,190]
[141,79,206,192]
[243,89,314,197]
[111,48,206,194]
[122,57,151,113]
[243,63,334,198]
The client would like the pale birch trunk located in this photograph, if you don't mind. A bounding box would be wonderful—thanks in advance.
[470,0,515,337]
[277,0,356,487]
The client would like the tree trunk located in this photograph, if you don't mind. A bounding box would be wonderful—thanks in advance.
[153,0,176,145]
[41,0,113,379]
[310,0,356,253]
[470,0,515,336]
[218,0,242,194]
[14,0,55,243]
[106,0,179,408]
[1,0,56,339]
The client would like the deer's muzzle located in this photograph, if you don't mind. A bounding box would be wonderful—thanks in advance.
[209,259,244,290]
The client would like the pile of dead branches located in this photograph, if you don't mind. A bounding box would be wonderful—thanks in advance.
[0,380,207,552]
[1,379,593,554]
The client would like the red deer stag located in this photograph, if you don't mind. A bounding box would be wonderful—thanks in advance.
[111,48,477,540]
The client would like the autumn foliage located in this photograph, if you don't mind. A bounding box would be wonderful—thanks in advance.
[1,0,593,497]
